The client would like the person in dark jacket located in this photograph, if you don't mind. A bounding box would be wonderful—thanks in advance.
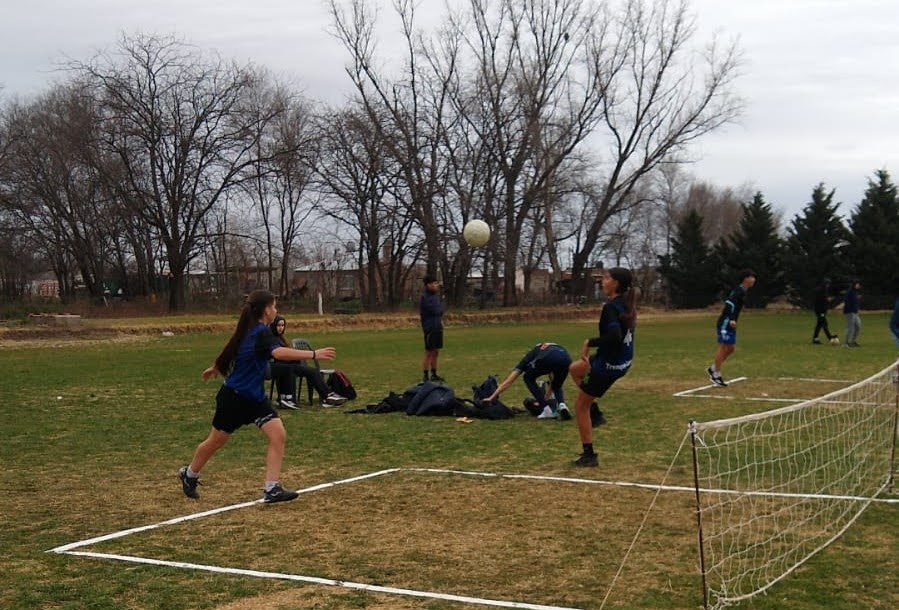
[419,274,445,382]
[811,278,839,344]
[269,316,348,408]
[707,269,757,387]
[843,279,862,347]
[568,267,637,467]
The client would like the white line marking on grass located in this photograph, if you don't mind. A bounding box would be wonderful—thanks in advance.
[405,468,899,505]
[48,466,898,610]
[48,468,400,554]
[673,376,747,397]
[61,551,582,610]
[777,377,852,383]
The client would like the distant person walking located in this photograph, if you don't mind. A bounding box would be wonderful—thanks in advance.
[811,278,839,344]
[419,274,445,383]
[843,279,862,347]
[707,269,757,387]
[178,289,337,503]
[568,267,637,467]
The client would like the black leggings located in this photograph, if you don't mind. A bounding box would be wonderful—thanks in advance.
[813,312,834,340]
[270,361,329,399]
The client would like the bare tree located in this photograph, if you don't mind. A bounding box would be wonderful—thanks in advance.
[241,84,320,297]
[314,104,423,307]
[77,33,284,311]
[568,0,743,295]
[452,0,617,305]
[1,84,120,302]
[329,0,456,283]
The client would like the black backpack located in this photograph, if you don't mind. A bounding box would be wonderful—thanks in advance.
[472,375,499,403]
[326,369,357,400]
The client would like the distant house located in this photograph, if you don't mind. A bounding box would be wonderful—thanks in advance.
[28,272,60,299]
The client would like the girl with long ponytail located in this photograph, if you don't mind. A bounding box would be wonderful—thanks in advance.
[179,290,339,503]
[568,267,637,467]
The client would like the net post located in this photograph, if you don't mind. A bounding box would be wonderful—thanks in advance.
[888,361,899,493]
[689,419,710,610]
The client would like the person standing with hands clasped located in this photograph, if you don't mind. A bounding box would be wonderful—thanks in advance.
[179,289,338,503]
[568,267,636,467]
[707,269,757,387]
[420,274,445,383]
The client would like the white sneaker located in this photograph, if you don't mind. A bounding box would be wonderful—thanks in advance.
[537,405,558,419]
[557,403,572,420]
[323,393,348,407]
[278,396,298,410]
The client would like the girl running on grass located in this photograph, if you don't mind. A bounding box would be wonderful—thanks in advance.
[568,267,637,467]
[179,290,337,502]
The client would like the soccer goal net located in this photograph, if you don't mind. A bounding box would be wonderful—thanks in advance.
[688,361,898,609]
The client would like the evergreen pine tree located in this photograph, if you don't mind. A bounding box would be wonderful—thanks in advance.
[658,209,719,308]
[783,184,850,308]
[846,169,899,308]
[715,192,785,308]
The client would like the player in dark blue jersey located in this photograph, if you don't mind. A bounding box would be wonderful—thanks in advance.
[569,267,637,467]
[707,269,757,386]
[420,274,445,382]
[485,342,573,419]
[179,290,338,503]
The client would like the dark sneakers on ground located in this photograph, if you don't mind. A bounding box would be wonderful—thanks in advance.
[589,402,607,427]
[430,374,447,383]
[263,484,299,503]
[706,367,727,387]
[179,466,199,499]
[573,452,598,467]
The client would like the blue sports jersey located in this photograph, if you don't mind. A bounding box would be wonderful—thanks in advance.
[419,291,444,333]
[588,297,634,377]
[224,323,281,402]
[513,343,570,375]
[716,284,748,330]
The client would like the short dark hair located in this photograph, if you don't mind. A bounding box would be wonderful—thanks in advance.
[423,274,438,285]
[738,269,757,281]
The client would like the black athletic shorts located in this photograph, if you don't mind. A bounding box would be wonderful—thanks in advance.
[579,373,619,399]
[424,329,444,351]
[212,385,279,434]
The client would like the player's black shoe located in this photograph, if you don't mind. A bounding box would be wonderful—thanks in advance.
[573,452,598,467]
[179,466,199,499]
[263,484,299,503]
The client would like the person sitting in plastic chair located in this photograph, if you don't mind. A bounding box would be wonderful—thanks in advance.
[269,316,348,408]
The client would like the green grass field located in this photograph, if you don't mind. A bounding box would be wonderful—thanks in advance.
[1,309,896,610]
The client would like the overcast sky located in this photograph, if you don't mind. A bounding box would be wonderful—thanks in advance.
[2,0,897,220]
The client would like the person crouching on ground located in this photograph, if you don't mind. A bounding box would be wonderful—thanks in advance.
[568,268,637,467]
[485,342,573,420]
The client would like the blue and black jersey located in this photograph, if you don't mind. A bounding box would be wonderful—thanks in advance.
[716,284,748,331]
[419,292,443,333]
[224,323,282,402]
[513,343,571,376]
[587,296,634,377]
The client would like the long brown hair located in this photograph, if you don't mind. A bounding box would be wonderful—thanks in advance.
[214,290,275,374]
[608,267,637,330]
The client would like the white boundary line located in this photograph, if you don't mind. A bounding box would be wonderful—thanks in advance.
[673,376,747,398]
[60,551,579,610]
[47,467,899,609]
